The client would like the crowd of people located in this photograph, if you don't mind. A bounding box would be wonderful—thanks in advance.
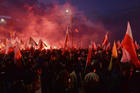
[0,47,140,93]
[0,22,140,93]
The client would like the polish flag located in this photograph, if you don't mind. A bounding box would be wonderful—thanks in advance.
[121,48,131,63]
[14,45,22,67]
[121,22,140,67]
[5,44,15,54]
[86,45,92,66]
[92,42,97,50]
[64,26,70,49]
[106,43,111,51]
[62,26,70,55]
[38,39,44,51]
[29,37,38,47]
[116,40,121,49]
[102,32,109,47]
[135,41,139,50]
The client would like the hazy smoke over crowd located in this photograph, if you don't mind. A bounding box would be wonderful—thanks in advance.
[0,0,109,48]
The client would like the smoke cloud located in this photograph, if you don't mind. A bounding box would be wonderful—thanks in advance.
[0,0,109,48]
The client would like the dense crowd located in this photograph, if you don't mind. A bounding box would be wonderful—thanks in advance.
[0,47,140,93]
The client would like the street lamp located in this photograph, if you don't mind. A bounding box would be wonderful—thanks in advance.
[65,9,69,13]
[0,18,7,24]
[0,18,5,22]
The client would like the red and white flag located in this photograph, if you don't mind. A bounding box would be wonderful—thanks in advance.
[64,27,70,48]
[121,48,131,63]
[86,45,92,66]
[116,40,121,49]
[38,39,44,50]
[106,43,111,51]
[92,42,97,50]
[29,37,38,48]
[62,26,70,54]
[5,44,15,54]
[135,41,139,50]
[121,22,140,67]
[14,45,22,67]
[102,32,109,47]
[97,44,101,50]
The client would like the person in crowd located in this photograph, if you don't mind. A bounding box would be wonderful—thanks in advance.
[0,48,140,93]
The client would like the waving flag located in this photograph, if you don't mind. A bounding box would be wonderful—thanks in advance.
[102,32,109,47]
[106,43,111,51]
[86,45,92,66]
[92,42,97,50]
[116,40,121,49]
[135,41,139,50]
[108,41,118,71]
[64,27,70,48]
[121,22,140,67]
[5,44,15,54]
[38,39,44,50]
[14,45,22,67]
[29,37,38,47]
[62,26,70,55]
[121,48,131,63]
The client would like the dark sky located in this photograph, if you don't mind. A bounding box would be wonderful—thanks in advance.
[40,0,140,42]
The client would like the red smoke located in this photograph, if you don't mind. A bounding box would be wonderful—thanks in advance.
[0,1,109,48]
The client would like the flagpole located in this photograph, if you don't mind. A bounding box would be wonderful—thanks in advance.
[108,57,113,71]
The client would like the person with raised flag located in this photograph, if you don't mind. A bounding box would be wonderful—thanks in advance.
[84,45,93,73]
[62,26,70,55]
[108,41,118,71]
[121,22,140,68]
[107,41,122,93]
[120,48,134,93]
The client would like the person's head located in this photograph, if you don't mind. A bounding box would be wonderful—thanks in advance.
[120,62,133,79]
[84,72,101,93]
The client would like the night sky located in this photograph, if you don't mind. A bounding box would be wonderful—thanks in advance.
[40,0,140,42]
